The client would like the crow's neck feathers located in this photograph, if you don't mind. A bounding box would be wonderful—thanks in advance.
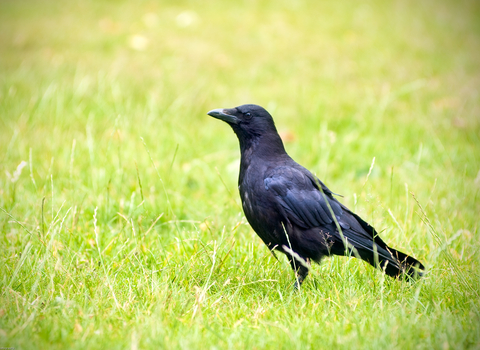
[236,128,286,163]
[235,127,288,188]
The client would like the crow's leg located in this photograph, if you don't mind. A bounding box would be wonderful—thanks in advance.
[289,257,311,290]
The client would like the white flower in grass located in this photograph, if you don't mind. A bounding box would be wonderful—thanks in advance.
[129,35,149,51]
[175,11,199,27]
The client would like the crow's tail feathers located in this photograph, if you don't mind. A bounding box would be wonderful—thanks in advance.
[342,209,425,279]
[358,244,425,280]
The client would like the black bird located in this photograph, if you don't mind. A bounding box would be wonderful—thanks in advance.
[208,104,424,288]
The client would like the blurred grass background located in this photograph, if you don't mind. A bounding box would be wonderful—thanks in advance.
[0,0,479,349]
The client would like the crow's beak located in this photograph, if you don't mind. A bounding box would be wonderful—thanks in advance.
[207,108,239,125]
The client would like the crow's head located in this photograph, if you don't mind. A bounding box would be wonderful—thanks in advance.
[207,104,279,139]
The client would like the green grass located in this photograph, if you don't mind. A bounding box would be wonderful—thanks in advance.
[1,0,479,348]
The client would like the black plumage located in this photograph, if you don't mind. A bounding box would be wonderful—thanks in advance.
[208,104,424,288]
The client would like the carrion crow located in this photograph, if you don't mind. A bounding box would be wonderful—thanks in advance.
[208,104,424,288]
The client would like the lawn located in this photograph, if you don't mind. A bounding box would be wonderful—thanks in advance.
[0,0,479,349]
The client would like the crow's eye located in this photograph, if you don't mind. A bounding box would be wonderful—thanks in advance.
[245,112,252,119]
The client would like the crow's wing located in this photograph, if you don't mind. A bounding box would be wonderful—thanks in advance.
[264,166,347,230]
[264,166,393,255]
